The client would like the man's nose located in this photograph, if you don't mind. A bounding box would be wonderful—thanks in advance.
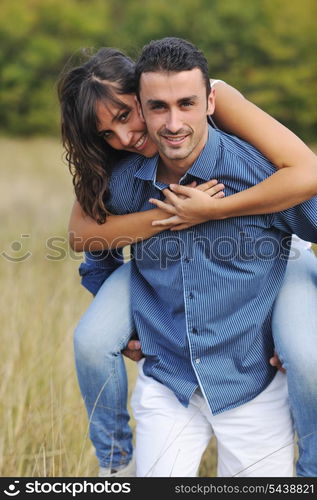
[166,110,182,133]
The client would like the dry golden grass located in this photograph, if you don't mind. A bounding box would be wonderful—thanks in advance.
[1,137,315,477]
[1,137,96,476]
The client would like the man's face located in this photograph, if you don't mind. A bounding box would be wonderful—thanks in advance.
[138,68,215,168]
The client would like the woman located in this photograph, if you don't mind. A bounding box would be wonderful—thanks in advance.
[58,47,317,477]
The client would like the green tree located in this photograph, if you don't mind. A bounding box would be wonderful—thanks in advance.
[0,0,316,140]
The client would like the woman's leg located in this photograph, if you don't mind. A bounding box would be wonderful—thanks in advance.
[74,261,134,473]
[272,247,317,477]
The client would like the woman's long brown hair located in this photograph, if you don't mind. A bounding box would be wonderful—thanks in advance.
[57,48,136,223]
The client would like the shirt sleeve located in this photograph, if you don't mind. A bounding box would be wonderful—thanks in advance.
[272,197,317,243]
[78,249,124,296]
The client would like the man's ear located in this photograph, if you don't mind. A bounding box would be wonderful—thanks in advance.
[206,87,216,115]
[135,96,145,122]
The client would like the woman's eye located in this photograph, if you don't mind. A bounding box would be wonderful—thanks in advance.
[119,110,130,122]
[102,131,112,139]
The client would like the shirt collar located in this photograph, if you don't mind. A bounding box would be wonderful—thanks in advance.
[134,125,220,188]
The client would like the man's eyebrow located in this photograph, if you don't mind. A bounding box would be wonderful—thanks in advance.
[178,95,198,102]
[146,95,198,106]
[147,99,165,106]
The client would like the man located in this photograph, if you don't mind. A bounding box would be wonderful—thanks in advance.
[91,38,317,476]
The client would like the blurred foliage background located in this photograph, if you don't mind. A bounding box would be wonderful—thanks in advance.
[1,0,316,140]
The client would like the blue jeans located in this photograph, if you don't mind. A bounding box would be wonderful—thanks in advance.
[272,247,317,477]
[74,250,317,475]
[74,261,133,469]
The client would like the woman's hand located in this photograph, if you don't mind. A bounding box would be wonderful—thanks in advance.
[122,339,144,362]
[149,179,225,230]
[269,351,286,374]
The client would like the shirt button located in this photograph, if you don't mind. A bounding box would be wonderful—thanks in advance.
[188,293,194,299]
[192,327,198,334]
[195,358,201,364]
[184,257,190,263]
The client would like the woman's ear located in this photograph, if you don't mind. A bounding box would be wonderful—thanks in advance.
[135,96,145,122]
[207,87,216,115]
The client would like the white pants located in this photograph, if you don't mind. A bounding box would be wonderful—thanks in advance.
[131,363,294,477]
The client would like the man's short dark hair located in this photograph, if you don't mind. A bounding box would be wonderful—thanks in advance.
[135,37,211,100]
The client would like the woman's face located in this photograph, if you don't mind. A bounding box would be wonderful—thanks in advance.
[95,93,158,157]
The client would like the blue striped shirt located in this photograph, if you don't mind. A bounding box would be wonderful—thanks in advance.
[83,127,317,414]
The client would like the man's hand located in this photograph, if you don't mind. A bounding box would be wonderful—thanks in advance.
[269,351,286,373]
[122,339,144,362]
[149,180,225,230]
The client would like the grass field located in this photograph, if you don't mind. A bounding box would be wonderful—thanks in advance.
[1,137,315,477]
